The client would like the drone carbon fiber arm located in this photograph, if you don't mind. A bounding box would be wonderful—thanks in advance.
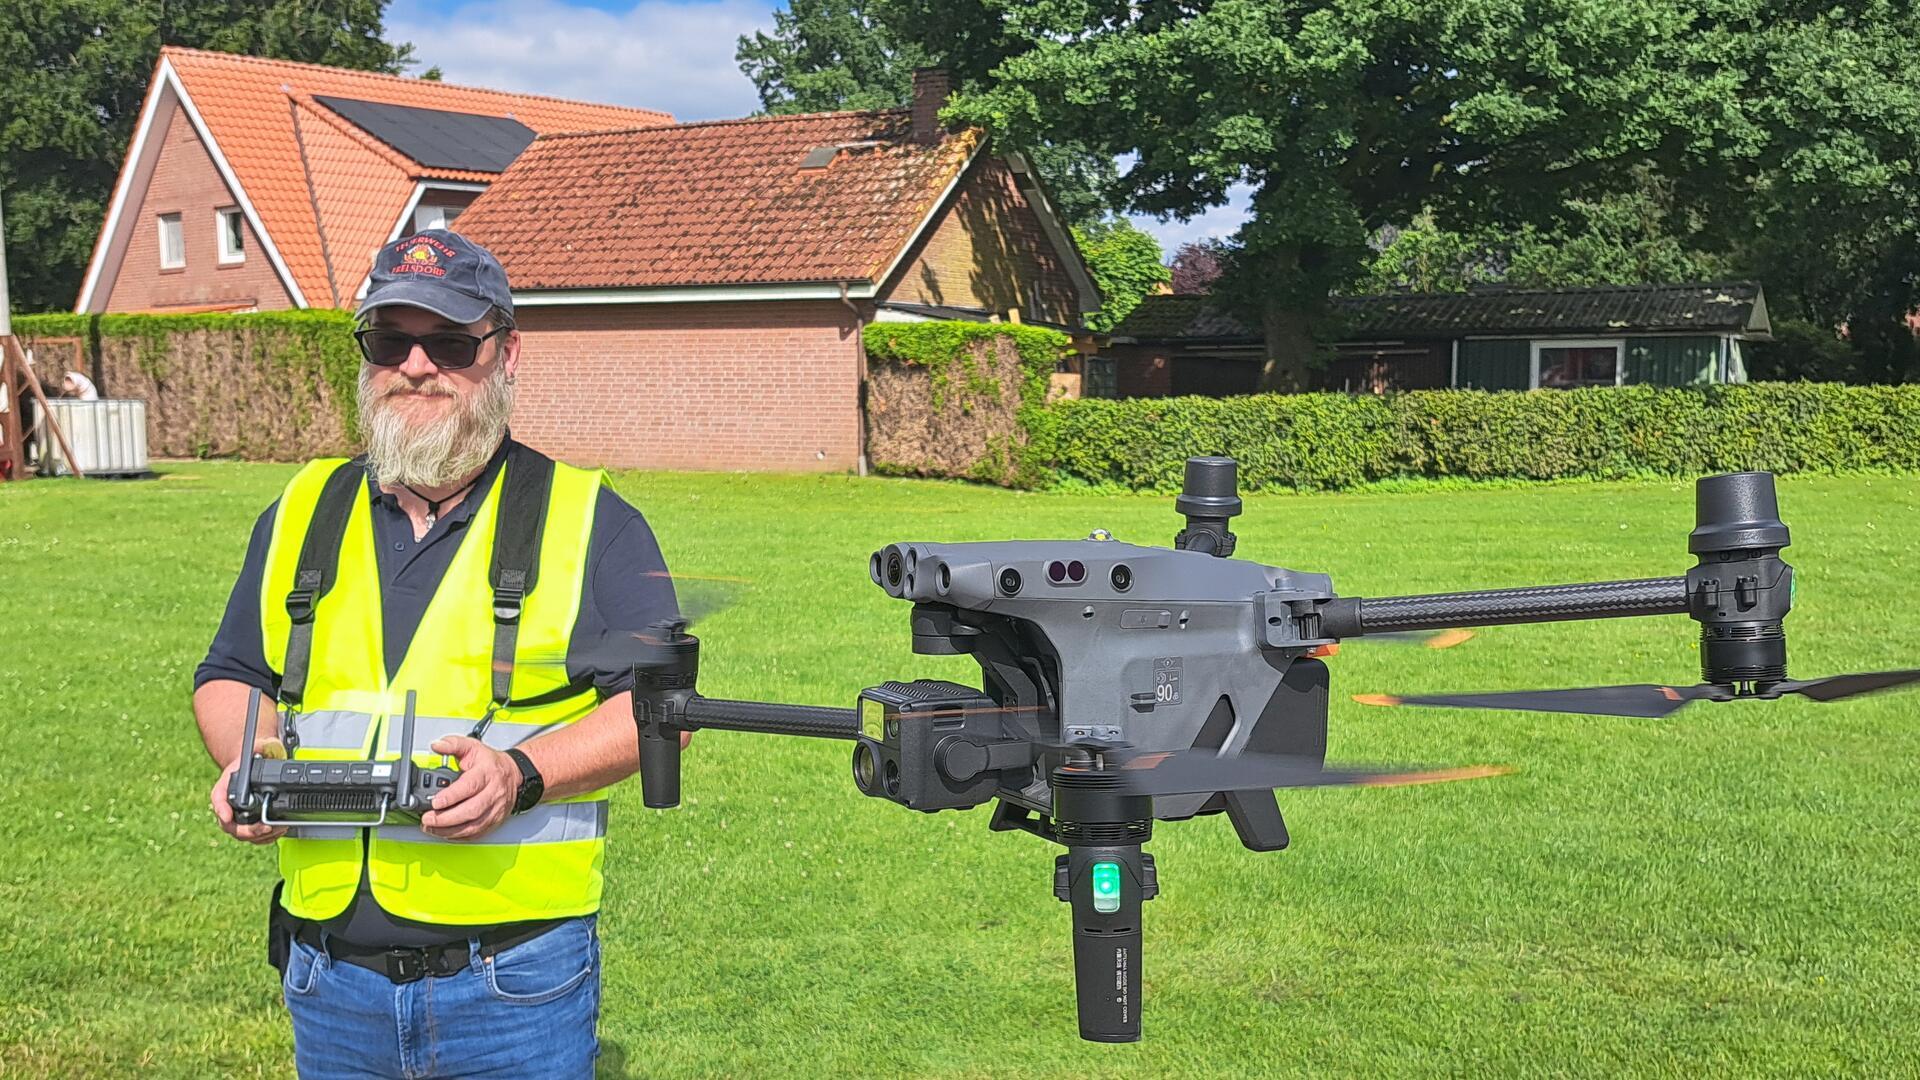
[1319,576,1691,637]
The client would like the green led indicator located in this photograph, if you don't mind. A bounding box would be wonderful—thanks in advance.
[1091,860,1122,914]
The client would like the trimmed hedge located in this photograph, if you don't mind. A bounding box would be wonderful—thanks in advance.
[863,322,1071,487]
[14,310,363,458]
[1029,384,1920,492]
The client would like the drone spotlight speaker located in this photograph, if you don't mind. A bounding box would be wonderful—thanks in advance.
[1688,472,1794,685]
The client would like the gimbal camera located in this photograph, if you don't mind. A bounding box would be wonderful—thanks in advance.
[630,458,1917,1042]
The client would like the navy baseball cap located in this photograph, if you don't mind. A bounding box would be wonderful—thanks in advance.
[357,229,514,326]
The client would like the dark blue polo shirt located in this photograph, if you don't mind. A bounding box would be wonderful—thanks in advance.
[196,437,676,946]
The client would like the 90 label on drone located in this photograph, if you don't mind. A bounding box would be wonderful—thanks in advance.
[1152,657,1183,706]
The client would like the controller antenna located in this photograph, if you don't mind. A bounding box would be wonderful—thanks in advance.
[1174,456,1241,557]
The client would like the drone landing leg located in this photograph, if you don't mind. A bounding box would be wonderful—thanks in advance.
[1054,844,1157,1042]
[1223,790,1290,851]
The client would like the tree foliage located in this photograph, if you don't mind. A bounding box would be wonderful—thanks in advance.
[736,0,1115,225]
[1168,240,1227,294]
[0,1,413,313]
[737,0,925,115]
[1072,218,1168,331]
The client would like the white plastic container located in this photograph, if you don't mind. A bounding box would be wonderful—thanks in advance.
[37,398,150,477]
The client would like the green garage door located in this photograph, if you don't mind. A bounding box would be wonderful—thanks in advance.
[1456,340,1530,389]
[1625,337,1720,385]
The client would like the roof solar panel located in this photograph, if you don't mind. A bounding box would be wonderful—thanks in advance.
[314,95,537,173]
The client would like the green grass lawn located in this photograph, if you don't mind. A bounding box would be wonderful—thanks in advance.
[3,464,1918,1078]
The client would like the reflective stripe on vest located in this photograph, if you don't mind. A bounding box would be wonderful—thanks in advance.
[259,454,609,924]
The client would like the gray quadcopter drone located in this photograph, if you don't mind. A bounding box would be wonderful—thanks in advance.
[623,458,1916,1043]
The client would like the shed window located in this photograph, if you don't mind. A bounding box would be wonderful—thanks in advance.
[157,213,185,269]
[1084,356,1118,398]
[1531,340,1624,389]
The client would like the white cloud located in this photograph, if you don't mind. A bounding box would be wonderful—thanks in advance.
[1129,184,1253,255]
[387,0,770,122]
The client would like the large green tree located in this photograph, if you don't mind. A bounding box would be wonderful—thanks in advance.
[883,0,1708,387]
[735,0,1116,226]
[0,1,412,313]
[886,0,1920,388]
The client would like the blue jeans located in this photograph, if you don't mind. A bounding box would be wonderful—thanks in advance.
[282,916,601,1079]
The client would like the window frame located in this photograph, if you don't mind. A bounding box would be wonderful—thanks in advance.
[216,207,245,265]
[157,213,185,270]
[1529,338,1625,390]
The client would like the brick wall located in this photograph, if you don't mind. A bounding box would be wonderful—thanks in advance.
[105,105,294,312]
[881,157,1083,327]
[509,301,863,471]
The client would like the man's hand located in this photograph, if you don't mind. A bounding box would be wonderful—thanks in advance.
[422,736,520,840]
[210,738,288,845]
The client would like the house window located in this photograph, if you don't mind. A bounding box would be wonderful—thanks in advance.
[1531,339,1624,389]
[216,208,245,264]
[157,213,185,269]
[413,204,462,233]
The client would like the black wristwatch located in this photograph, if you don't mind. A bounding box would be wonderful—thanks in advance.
[504,748,544,815]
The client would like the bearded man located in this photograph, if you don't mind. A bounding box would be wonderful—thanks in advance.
[194,230,677,1079]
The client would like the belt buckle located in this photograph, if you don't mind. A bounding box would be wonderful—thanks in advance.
[384,948,428,984]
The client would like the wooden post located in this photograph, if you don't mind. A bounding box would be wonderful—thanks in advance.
[4,336,84,478]
[0,348,22,481]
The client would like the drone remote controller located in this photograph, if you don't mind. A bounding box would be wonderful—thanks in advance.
[228,688,458,826]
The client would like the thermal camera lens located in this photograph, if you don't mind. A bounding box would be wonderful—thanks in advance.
[936,563,952,595]
[1067,560,1085,582]
[999,568,1022,595]
[1110,564,1132,591]
[883,758,901,798]
[1048,560,1066,582]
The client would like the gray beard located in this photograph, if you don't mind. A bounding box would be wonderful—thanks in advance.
[357,363,515,489]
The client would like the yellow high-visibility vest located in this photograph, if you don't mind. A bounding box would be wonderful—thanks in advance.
[259,453,608,924]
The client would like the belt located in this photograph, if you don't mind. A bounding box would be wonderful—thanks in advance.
[295,919,563,985]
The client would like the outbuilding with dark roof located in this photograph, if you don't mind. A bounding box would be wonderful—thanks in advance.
[1101,283,1771,397]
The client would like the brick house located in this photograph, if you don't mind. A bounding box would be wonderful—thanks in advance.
[76,47,671,315]
[1103,283,1771,397]
[452,71,1100,472]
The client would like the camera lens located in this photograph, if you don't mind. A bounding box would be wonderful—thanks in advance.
[1110,564,1133,591]
[852,743,877,794]
[886,551,903,588]
[1067,560,1085,583]
[998,568,1022,595]
[883,758,901,798]
[1047,560,1066,583]
[936,563,952,595]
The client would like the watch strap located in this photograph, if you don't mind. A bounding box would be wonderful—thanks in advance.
[504,747,543,814]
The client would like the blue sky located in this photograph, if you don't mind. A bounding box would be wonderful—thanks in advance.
[384,0,1250,253]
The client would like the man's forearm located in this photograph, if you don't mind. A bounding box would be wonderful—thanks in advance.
[193,679,280,769]
[518,691,642,800]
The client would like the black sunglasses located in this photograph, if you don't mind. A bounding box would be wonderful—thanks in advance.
[354,325,511,370]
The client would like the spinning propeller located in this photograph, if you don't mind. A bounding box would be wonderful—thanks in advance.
[1356,667,1920,718]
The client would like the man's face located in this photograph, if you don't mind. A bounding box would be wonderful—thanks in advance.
[356,304,522,488]
[363,305,519,424]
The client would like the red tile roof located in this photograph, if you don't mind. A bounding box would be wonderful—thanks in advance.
[452,110,982,289]
[152,48,673,306]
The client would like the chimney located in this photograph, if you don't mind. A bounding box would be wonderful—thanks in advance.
[911,68,952,145]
